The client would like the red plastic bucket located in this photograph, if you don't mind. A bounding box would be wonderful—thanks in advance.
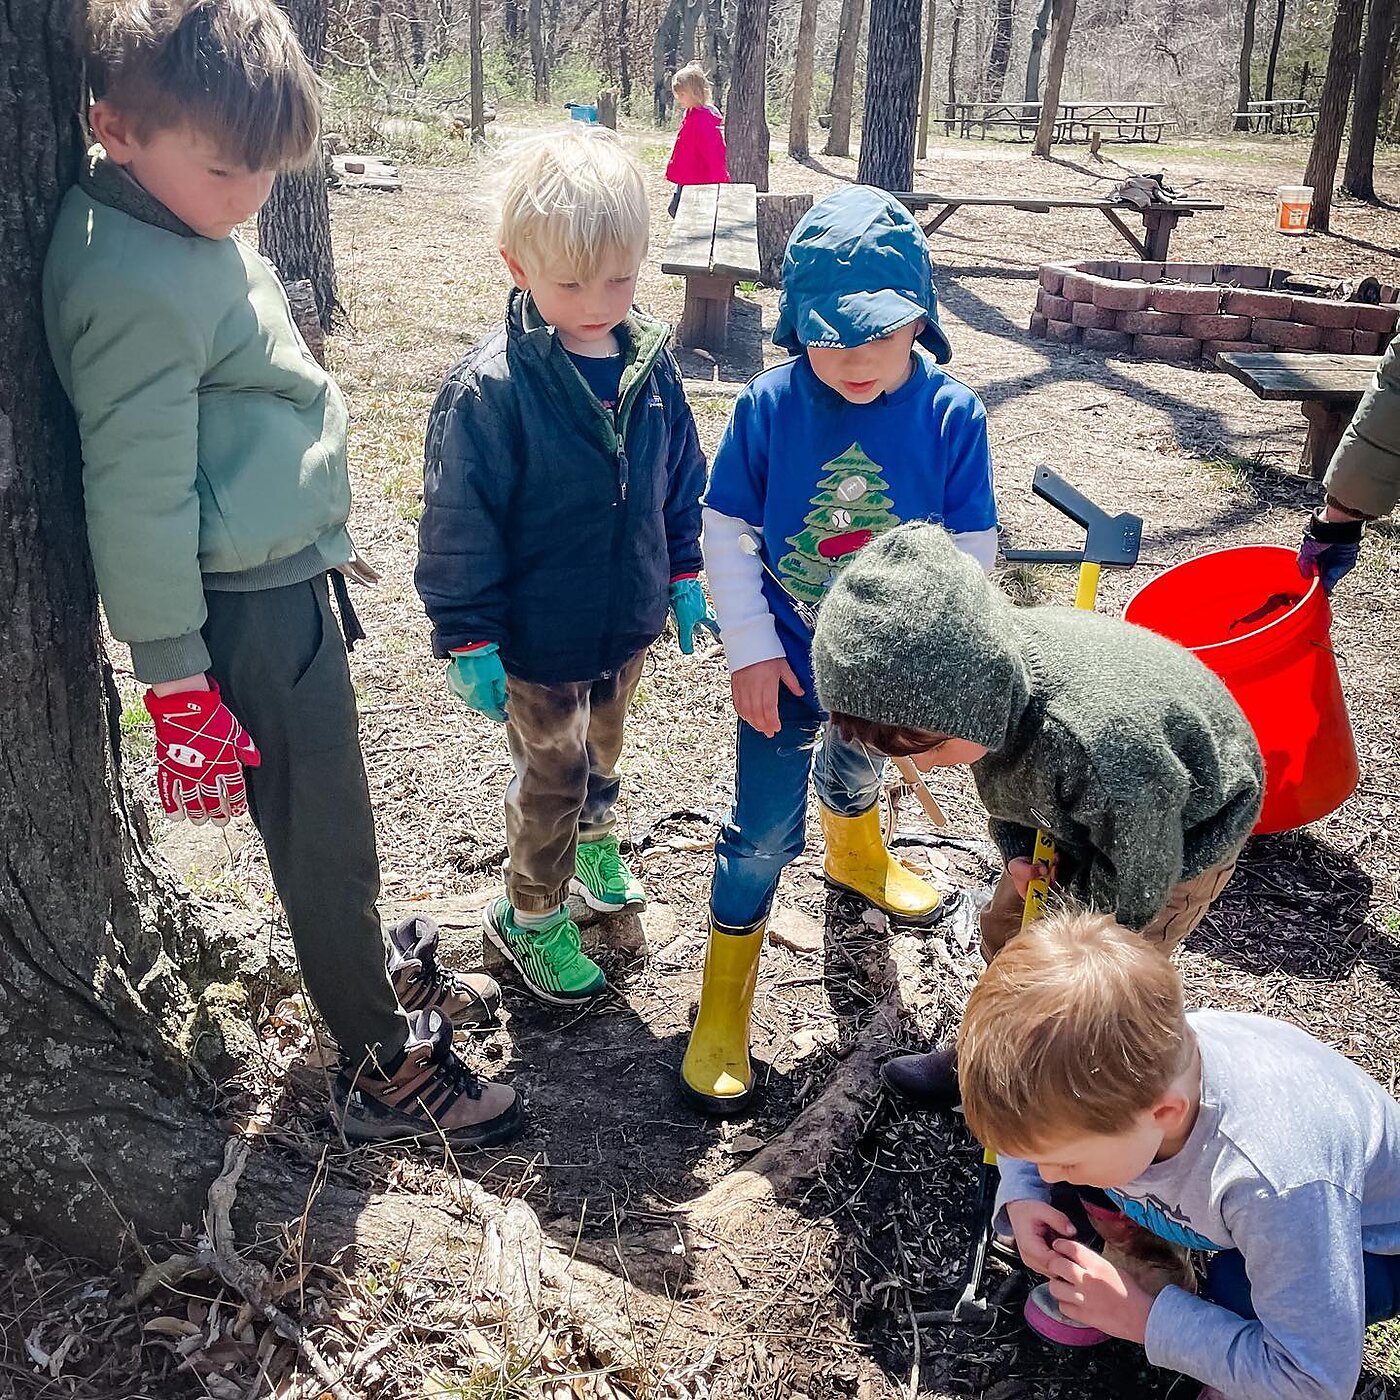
[1122,545,1358,834]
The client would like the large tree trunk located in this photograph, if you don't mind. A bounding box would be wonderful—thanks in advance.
[652,0,685,123]
[981,0,1014,99]
[1303,0,1365,230]
[1023,0,1052,107]
[1032,0,1075,157]
[788,0,820,156]
[1263,0,1286,101]
[824,0,867,155]
[0,0,239,1263]
[915,0,937,159]
[1233,0,1258,130]
[703,0,731,106]
[259,0,339,331]
[1342,0,1398,199]
[727,0,771,187]
[857,0,921,188]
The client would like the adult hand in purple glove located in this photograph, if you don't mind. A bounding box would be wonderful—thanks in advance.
[1298,506,1364,595]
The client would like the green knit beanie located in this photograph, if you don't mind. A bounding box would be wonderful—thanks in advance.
[812,522,1030,749]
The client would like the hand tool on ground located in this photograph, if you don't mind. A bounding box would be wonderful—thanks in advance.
[927,469,1144,1330]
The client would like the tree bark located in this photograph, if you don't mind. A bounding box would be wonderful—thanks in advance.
[1234,0,1258,130]
[1032,0,1076,157]
[529,0,550,102]
[1342,0,1398,199]
[857,0,922,189]
[915,0,937,159]
[1303,0,1365,230]
[824,0,867,155]
[259,0,339,331]
[469,0,486,137]
[981,0,1015,99]
[1023,0,1052,107]
[619,0,632,108]
[1263,0,1286,101]
[944,0,963,132]
[702,0,731,106]
[652,0,685,123]
[788,0,820,157]
[0,0,248,1263]
[727,0,771,187]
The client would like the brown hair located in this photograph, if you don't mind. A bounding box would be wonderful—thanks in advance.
[829,711,948,758]
[957,909,1193,1156]
[83,0,321,170]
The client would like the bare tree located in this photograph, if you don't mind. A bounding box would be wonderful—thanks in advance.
[1233,0,1258,130]
[944,0,963,130]
[858,0,922,188]
[1032,0,1076,157]
[469,0,486,137]
[788,0,820,157]
[1263,0,1286,101]
[259,0,339,330]
[824,0,867,155]
[1023,0,1052,107]
[728,0,771,186]
[529,0,550,101]
[1342,0,1399,199]
[1303,0,1365,230]
[619,0,633,108]
[653,0,685,122]
[981,0,1015,99]
[916,0,938,159]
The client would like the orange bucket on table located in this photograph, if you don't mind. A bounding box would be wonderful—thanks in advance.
[1123,545,1358,834]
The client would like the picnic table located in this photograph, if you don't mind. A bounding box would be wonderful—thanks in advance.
[661,183,760,355]
[895,190,1224,261]
[1215,351,1382,477]
[1230,99,1318,134]
[954,99,1163,143]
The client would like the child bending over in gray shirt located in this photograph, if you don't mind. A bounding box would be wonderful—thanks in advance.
[958,909,1400,1400]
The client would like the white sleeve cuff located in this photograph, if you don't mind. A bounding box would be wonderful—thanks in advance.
[701,507,787,674]
[951,526,1000,574]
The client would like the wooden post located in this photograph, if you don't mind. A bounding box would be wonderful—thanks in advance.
[598,88,619,128]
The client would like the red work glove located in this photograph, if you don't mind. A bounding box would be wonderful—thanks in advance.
[143,682,261,824]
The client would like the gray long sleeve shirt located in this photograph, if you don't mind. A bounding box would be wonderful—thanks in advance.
[996,1010,1400,1400]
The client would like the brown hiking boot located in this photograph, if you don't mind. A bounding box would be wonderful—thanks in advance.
[387,914,502,1028]
[336,1009,522,1148]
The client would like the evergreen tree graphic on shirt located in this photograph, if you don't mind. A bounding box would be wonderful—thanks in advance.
[777,443,901,605]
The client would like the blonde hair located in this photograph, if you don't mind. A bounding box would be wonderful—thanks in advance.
[83,0,320,170]
[496,128,649,281]
[958,909,1193,1156]
[672,62,712,104]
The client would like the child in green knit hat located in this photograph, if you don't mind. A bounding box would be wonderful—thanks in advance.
[811,521,1264,1110]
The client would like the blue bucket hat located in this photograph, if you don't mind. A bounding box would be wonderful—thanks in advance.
[773,186,952,364]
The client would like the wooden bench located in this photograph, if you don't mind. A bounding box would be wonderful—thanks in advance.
[895,191,1225,262]
[661,183,761,354]
[1215,351,1382,477]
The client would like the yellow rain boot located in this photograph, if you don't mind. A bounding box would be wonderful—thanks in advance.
[820,803,942,923]
[680,918,765,1114]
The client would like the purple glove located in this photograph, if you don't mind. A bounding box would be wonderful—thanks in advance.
[1297,509,1363,595]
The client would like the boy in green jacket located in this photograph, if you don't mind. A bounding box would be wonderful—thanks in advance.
[43,0,519,1148]
[810,523,1263,1109]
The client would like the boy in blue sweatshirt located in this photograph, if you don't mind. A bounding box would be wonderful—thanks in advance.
[681,186,999,1112]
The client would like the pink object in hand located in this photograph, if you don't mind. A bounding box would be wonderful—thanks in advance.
[1023,1282,1109,1348]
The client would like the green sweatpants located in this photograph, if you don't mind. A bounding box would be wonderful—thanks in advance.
[202,574,407,1067]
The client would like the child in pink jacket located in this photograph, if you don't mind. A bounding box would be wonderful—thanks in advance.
[665,63,729,216]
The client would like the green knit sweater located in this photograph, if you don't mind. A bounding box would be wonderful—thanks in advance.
[813,523,1264,930]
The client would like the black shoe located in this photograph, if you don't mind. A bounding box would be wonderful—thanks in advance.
[880,1045,960,1111]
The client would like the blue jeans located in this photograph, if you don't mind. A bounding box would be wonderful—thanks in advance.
[1205,1247,1400,1325]
[709,690,884,929]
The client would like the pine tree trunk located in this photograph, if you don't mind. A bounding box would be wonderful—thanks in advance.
[857,0,921,189]
[1023,0,1052,107]
[788,0,820,157]
[1263,0,1286,101]
[727,0,772,187]
[470,0,486,136]
[824,0,867,155]
[259,0,339,331]
[915,0,937,159]
[0,0,240,1263]
[1032,0,1076,157]
[1234,0,1258,130]
[1342,0,1398,199]
[1303,0,1365,230]
[982,0,1015,100]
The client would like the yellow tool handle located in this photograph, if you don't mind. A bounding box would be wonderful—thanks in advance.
[1021,558,1102,932]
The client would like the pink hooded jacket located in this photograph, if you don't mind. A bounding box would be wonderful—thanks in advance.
[665,104,730,186]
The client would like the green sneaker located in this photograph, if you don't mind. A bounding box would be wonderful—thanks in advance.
[481,897,606,1006]
[571,835,646,913]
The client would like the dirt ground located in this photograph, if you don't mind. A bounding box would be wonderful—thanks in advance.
[23,124,1400,1398]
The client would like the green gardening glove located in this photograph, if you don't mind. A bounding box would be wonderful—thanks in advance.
[447,643,508,723]
[669,576,719,655]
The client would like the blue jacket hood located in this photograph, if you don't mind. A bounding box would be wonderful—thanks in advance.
[773,186,952,364]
